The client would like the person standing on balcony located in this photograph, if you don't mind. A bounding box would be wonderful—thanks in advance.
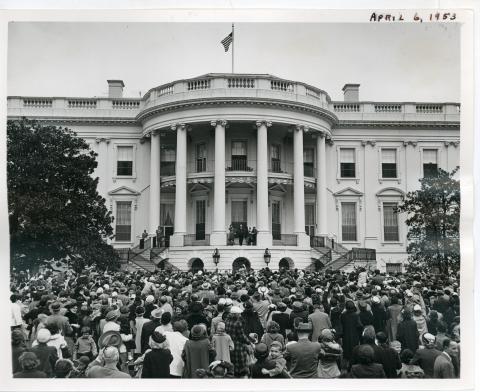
[228,225,235,246]
[252,227,258,246]
[156,226,163,248]
[238,224,245,246]
[140,230,148,249]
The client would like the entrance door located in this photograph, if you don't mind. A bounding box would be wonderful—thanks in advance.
[232,257,251,272]
[195,200,206,240]
[160,203,175,247]
[231,200,247,235]
[191,258,204,273]
[272,201,281,240]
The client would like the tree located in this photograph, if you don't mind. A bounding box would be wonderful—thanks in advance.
[8,118,118,271]
[397,167,460,275]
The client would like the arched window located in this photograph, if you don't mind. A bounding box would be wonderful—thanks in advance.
[232,257,251,272]
[191,258,204,273]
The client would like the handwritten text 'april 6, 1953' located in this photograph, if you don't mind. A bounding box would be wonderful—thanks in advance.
[370,12,456,23]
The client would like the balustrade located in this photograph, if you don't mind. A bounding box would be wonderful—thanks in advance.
[227,77,255,88]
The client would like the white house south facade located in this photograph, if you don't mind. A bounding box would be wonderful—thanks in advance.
[7,74,460,272]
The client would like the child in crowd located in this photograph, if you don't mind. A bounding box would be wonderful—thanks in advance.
[73,327,98,361]
[260,321,285,350]
[211,322,234,362]
[261,341,288,378]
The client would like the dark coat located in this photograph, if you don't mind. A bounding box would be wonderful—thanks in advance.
[141,348,173,378]
[181,338,215,378]
[12,345,26,374]
[397,319,419,353]
[351,343,383,367]
[186,313,210,333]
[359,310,374,327]
[250,357,276,378]
[30,343,58,377]
[350,363,386,378]
[340,310,363,360]
[289,309,309,329]
[371,305,388,333]
[271,312,290,338]
[14,369,47,378]
[140,319,161,353]
[242,309,264,337]
[411,348,442,378]
[377,344,402,378]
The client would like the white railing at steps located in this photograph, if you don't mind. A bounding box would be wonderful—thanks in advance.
[68,99,97,109]
[227,77,255,88]
[187,79,210,91]
[416,104,443,113]
[112,100,140,109]
[374,104,402,113]
[23,99,53,108]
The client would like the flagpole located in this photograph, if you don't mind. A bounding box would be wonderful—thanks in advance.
[232,23,235,73]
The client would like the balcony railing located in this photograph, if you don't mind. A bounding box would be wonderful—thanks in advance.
[226,158,255,172]
[188,159,214,174]
[184,234,210,246]
[273,234,298,246]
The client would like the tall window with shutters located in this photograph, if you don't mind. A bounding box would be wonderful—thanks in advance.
[303,148,314,177]
[383,202,399,241]
[116,146,133,176]
[423,149,438,178]
[231,140,248,171]
[341,202,357,242]
[305,204,315,236]
[381,149,397,178]
[196,143,207,173]
[161,145,176,176]
[270,144,281,173]
[340,148,356,178]
[115,201,132,241]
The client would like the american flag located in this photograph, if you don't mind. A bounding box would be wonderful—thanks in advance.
[221,32,233,52]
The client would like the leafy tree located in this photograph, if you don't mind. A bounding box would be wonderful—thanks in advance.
[8,118,118,271]
[397,167,460,275]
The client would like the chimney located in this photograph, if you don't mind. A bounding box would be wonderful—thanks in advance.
[107,80,125,98]
[342,83,360,102]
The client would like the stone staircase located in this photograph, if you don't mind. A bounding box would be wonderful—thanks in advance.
[116,237,169,273]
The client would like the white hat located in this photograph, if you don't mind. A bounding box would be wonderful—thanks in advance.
[111,291,118,297]
[103,284,110,290]
[406,290,413,297]
[413,304,422,311]
[372,296,380,304]
[37,328,51,343]
[218,298,226,305]
[225,298,233,306]
[146,295,155,303]
[230,306,242,314]
[96,288,103,294]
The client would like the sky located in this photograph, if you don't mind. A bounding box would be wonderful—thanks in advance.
[7,22,460,102]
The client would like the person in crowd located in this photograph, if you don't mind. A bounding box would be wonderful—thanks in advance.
[250,343,275,378]
[398,349,424,378]
[133,306,149,358]
[386,295,403,342]
[86,346,131,378]
[271,302,290,338]
[317,328,343,378]
[308,304,332,343]
[225,306,251,378]
[182,324,215,378]
[284,321,321,378]
[397,310,419,353]
[141,331,173,378]
[433,338,458,379]
[212,321,234,362]
[260,320,284,350]
[340,301,363,364]
[11,329,27,374]
[411,333,442,378]
[349,345,386,378]
[140,308,163,353]
[29,328,58,377]
[46,302,73,338]
[73,326,97,361]
[242,301,264,338]
[54,359,74,378]
[375,332,402,378]
[14,352,47,378]
[260,341,288,378]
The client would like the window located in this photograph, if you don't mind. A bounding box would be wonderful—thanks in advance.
[116,146,133,176]
[161,145,176,176]
[341,202,357,241]
[381,149,397,178]
[195,200,206,240]
[386,263,402,274]
[383,203,399,241]
[115,201,132,241]
[231,200,247,232]
[305,204,315,236]
[231,140,248,171]
[423,149,438,178]
[271,145,281,173]
[272,201,281,240]
[303,148,314,177]
[340,148,356,178]
[196,143,207,173]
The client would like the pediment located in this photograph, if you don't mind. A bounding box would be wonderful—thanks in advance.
[268,184,287,193]
[108,186,140,196]
[189,183,211,194]
[376,187,405,197]
[333,187,363,197]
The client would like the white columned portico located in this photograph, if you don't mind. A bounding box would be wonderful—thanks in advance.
[149,130,161,234]
[293,124,310,247]
[316,132,328,236]
[170,123,188,247]
[210,119,227,246]
[255,120,273,247]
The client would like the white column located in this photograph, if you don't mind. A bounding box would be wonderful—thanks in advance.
[210,119,227,246]
[170,123,187,247]
[316,132,328,236]
[149,131,161,234]
[293,124,310,247]
[256,120,272,247]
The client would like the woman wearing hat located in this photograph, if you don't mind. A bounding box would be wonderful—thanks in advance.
[340,300,363,363]
[225,307,251,378]
[141,331,173,378]
[317,329,343,378]
[181,324,215,378]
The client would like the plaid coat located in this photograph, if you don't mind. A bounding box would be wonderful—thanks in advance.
[225,314,250,377]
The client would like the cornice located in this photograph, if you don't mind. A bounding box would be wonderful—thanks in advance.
[136,97,339,126]
[7,115,138,126]
[335,120,460,130]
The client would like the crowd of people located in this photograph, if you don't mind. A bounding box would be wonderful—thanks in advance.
[10,264,460,379]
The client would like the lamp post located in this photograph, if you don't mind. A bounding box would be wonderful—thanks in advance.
[263,248,271,268]
[213,248,220,272]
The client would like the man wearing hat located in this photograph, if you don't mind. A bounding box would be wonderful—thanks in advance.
[86,346,130,378]
[46,302,73,337]
[411,332,442,378]
[141,308,163,353]
[284,321,321,378]
[308,304,331,343]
